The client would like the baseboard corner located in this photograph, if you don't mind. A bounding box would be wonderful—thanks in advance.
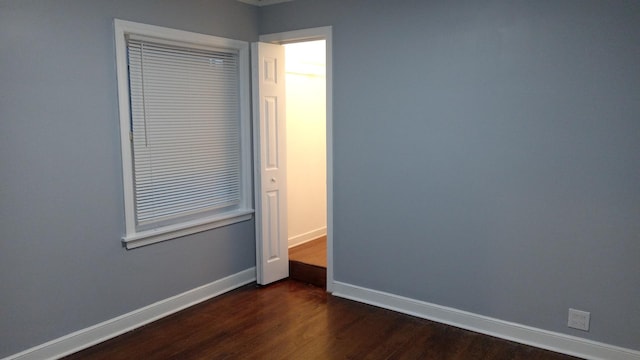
[287,227,327,248]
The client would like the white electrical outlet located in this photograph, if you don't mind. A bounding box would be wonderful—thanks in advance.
[568,308,590,331]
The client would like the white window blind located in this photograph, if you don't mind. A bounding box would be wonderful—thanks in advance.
[127,36,242,228]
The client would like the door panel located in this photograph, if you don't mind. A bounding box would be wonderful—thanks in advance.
[252,42,288,285]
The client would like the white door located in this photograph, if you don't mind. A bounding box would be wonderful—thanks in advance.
[252,42,288,285]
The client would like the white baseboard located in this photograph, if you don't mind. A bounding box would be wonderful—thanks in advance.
[4,268,256,360]
[332,281,640,360]
[288,227,326,248]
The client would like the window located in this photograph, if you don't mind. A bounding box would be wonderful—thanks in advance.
[114,20,253,249]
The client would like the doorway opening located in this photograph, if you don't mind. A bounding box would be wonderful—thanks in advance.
[284,40,327,288]
[256,26,333,292]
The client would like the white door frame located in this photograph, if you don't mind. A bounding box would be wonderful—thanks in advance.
[259,26,334,292]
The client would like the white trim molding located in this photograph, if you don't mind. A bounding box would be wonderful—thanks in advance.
[288,227,326,248]
[123,211,253,249]
[332,282,640,360]
[4,268,256,360]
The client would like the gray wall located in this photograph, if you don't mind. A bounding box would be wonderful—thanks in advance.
[261,0,640,350]
[2,0,638,357]
[0,0,258,357]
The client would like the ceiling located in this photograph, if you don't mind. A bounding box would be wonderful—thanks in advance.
[236,0,293,6]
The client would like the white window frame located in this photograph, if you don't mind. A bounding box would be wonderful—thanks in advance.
[114,19,253,249]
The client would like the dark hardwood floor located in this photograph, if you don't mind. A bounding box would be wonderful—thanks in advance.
[289,236,327,268]
[65,280,583,360]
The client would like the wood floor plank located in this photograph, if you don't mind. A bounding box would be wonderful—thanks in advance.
[64,280,583,360]
[288,236,327,268]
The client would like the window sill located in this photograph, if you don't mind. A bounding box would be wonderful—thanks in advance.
[122,209,254,249]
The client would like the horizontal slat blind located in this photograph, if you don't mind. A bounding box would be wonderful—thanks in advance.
[127,38,241,226]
